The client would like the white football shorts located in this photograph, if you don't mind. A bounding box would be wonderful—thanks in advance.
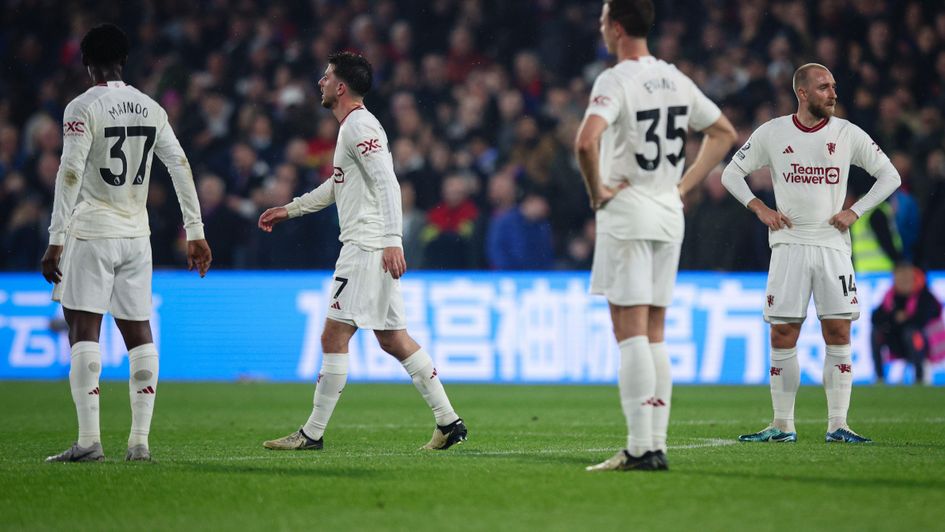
[764,243,860,323]
[590,235,681,307]
[326,244,406,330]
[52,235,153,321]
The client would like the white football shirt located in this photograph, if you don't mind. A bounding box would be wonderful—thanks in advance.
[586,56,722,242]
[286,106,402,250]
[49,81,203,245]
[726,114,899,254]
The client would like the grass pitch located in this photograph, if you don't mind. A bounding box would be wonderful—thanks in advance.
[1,381,943,531]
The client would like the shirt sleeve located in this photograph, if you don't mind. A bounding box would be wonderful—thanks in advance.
[687,80,722,132]
[285,177,335,218]
[153,110,205,241]
[848,125,901,217]
[721,125,769,207]
[584,70,622,125]
[48,100,94,246]
[346,121,403,248]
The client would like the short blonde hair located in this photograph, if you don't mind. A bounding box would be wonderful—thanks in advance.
[792,63,830,95]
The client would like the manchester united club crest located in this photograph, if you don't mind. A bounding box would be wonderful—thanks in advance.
[827,142,836,155]
[767,294,774,307]
[770,367,782,376]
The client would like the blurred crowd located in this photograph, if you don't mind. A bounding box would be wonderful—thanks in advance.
[1,0,944,272]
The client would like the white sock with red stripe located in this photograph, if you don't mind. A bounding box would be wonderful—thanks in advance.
[618,336,655,457]
[128,343,159,448]
[770,347,799,433]
[650,342,672,453]
[824,344,853,432]
[302,353,349,440]
[401,349,458,426]
[71,341,102,448]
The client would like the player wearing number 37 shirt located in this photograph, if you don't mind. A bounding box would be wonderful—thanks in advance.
[258,52,466,452]
[722,63,900,444]
[41,24,212,463]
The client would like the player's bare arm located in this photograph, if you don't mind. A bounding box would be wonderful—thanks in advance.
[677,116,737,197]
[382,246,406,279]
[574,114,627,210]
[40,245,64,283]
[747,198,793,230]
[258,206,289,232]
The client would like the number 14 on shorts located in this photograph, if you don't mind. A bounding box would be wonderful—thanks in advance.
[838,274,857,297]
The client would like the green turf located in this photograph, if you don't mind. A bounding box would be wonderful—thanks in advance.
[1,381,943,531]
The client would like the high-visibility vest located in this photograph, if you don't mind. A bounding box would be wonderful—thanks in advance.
[851,202,902,273]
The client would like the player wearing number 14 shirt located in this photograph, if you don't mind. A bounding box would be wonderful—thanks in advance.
[258,52,466,452]
[576,0,737,472]
[41,24,212,463]
[722,63,900,444]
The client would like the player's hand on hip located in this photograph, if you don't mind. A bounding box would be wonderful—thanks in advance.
[382,247,407,279]
[751,202,793,231]
[187,239,213,278]
[829,209,859,232]
[40,245,63,284]
[258,207,289,232]
[592,182,628,210]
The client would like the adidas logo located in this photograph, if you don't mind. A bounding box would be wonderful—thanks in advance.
[850,297,858,304]
[136,386,155,394]
[783,146,794,154]
[88,387,100,395]
[330,301,341,310]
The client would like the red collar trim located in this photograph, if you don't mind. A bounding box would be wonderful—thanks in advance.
[792,114,828,133]
[339,105,365,125]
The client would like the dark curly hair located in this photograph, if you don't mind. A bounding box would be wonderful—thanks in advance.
[81,23,130,67]
[328,51,373,96]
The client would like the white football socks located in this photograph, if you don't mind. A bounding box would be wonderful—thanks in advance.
[770,347,799,433]
[618,336,655,457]
[128,343,159,448]
[70,341,102,448]
[824,344,853,432]
[401,349,459,426]
[650,342,672,453]
[302,353,349,441]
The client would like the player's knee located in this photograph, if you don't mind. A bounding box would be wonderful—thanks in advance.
[770,324,799,348]
[320,330,347,353]
[823,327,850,345]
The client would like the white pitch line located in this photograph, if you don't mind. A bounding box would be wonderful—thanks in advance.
[167,438,736,462]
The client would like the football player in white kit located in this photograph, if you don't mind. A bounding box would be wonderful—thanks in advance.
[576,0,737,471]
[258,52,466,452]
[41,24,212,462]
[721,63,900,444]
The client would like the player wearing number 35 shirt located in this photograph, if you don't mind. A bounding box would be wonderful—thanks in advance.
[258,52,466,452]
[722,63,900,444]
[41,24,212,463]
[576,0,737,472]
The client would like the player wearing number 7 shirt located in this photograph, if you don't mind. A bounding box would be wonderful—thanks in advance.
[41,24,212,463]
[258,52,466,452]
[576,0,737,472]
[722,63,900,444]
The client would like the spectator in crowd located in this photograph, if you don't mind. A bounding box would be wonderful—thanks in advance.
[422,173,479,270]
[871,263,945,384]
[681,166,755,271]
[400,179,426,270]
[198,174,248,268]
[487,189,554,271]
[850,190,903,274]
